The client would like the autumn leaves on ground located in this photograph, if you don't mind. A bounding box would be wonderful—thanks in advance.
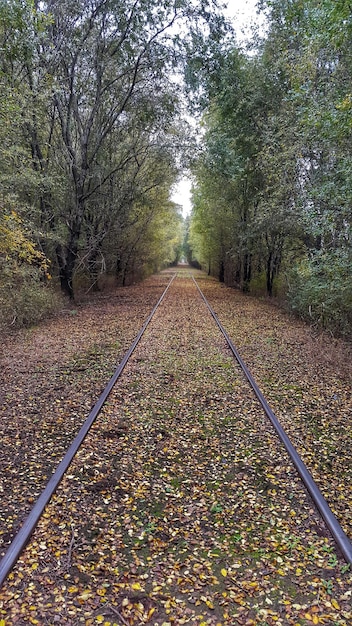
[0,268,351,626]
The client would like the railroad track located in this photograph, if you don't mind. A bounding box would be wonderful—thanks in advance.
[0,271,351,623]
[0,273,177,586]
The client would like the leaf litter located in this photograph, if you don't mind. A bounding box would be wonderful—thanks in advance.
[0,268,351,625]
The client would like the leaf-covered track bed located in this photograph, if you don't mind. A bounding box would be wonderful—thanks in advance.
[197,276,352,542]
[1,269,352,625]
[0,273,173,557]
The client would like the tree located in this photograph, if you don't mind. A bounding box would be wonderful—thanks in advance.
[1,0,229,299]
[102,141,184,285]
[189,0,352,333]
[190,50,278,292]
[260,0,352,330]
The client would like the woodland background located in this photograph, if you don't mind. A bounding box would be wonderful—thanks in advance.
[1,0,352,338]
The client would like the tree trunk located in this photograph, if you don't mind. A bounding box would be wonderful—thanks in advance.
[266,247,282,297]
[219,260,225,283]
[56,224,81,299]
[87,247,104,291]
[266,252,274,297]
[242,252,251,292]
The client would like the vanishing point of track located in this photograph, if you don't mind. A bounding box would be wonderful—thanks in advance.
[0,271,351,589]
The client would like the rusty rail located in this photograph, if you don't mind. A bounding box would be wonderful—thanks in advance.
[0,273,176,587]
[193,276,352,564]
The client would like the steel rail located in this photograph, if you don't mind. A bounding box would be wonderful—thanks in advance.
[0,273,176,587]
[193,276,352,565]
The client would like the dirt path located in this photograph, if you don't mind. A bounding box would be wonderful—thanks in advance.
[0,269,351,625]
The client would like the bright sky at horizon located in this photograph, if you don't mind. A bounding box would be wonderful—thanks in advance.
[171,0,266,217]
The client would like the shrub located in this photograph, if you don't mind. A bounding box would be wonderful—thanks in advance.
[0,281,61,331]
[287,250,352,338]
[0,201,62,332]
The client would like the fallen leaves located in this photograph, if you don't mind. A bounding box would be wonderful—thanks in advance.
[0,269,351,624]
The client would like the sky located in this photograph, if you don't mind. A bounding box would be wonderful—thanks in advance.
[171,0,266,217]
[225,0,266,44]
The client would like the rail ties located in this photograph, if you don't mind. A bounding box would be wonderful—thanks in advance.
[0,271,351,589]
[0,273,176,587]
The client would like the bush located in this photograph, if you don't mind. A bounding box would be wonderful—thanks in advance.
[287,250,352,338]
[0,202,62,332]
[0,268,62,333]
[0,284,61,331]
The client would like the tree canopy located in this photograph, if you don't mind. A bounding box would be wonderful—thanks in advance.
[188,0,352,336]
[1,0,351,336]
[0,0,228,307]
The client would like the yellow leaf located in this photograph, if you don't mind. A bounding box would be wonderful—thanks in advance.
[312,616,319,625]
[249,581,259,589]
[331,599,340,610]
[97,588,107,596]
[131,582,142,590]
[79,590,92,600]
[221,568,227,577]
[0,620,6,626]
[95,617,104,624]
[31,563,38,570]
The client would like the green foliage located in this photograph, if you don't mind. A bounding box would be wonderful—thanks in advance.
[249,272,268,297]
[190,47,294,292]
[0,0,228,299]
[287,250,352,338]
[0,276,61,331]
[189,0,352,335]
[2,0,352,336]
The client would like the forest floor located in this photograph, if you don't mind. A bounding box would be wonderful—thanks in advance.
[0,267,352,626]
